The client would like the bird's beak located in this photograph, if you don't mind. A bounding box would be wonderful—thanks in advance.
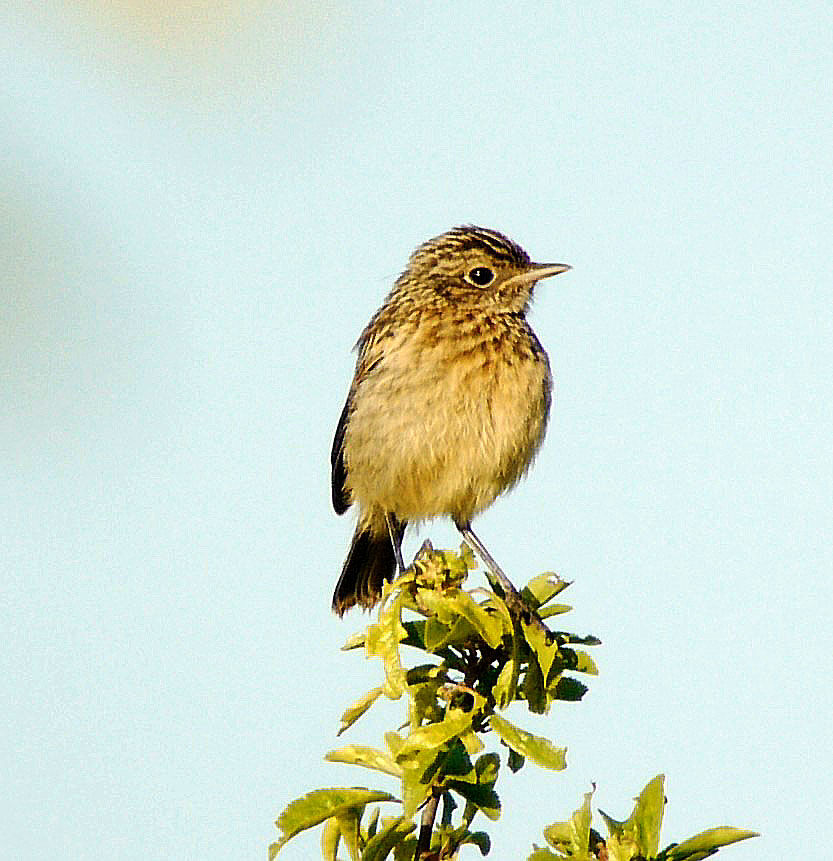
[529,262,571,279]
[508,262,571,288]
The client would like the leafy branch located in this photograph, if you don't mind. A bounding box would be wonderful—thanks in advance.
[270,542,757,860]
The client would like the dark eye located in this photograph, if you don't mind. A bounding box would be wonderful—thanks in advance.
[465,266,495,287]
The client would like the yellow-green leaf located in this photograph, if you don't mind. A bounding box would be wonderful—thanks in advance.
[600,774,665,860]
[542,789,594,860]
[270,788,394,857]
[334,808,361,861]
[539,603,572,619]
[320,816,340,861]
[338,686,385,735]
[527,847,561,860]
[395,708,475,766]
[325,745,403,778]
[573,650,598,676]
[446,590,504,648]
[378,593,407,699]
[522,573,569,607]
[489,714,567,771]
[342,630,366,651]
[666,826,760,859]
[523,620,561,684]
[492,659,515,709]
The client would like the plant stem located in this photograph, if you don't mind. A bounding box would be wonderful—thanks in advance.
[414,788,441,860]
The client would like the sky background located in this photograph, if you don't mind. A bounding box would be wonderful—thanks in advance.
[2,2,832,859]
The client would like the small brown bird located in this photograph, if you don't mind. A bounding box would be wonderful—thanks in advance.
[331,226,570,615]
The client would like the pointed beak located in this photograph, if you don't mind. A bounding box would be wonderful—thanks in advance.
[508,262,571,288]
[528,262,571,279]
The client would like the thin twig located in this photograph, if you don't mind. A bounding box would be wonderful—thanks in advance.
[414,787,441,860]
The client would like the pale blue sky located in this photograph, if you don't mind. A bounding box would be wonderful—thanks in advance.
[2,2,831,859]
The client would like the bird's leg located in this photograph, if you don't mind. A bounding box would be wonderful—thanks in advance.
[455,521,550,635]
[455,522,514,595]
[386,512,406,574]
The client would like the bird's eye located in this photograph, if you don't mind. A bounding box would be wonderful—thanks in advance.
[465,266,495,287]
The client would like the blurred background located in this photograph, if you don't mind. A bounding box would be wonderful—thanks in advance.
[2,2,831,858]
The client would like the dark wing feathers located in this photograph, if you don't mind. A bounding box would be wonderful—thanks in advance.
[331,397,351,514]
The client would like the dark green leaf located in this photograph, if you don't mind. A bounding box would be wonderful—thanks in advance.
[549,676,588,702]
[445,781,501,821]
[459,831,491,856]
[474,752,500,786]
[508,748,525,773]
[361,816,417,861]
[523,651,548,714]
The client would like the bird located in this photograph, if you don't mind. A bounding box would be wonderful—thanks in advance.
[330,225,570,616]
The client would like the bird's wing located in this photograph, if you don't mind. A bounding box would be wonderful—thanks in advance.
[332,309,392,515]
[331,396,351,514]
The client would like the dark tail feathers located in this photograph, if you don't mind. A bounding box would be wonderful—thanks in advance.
[332,521,405,615]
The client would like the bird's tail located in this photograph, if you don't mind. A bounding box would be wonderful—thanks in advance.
[332,517,405,616]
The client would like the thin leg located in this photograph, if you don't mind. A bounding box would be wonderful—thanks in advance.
[455,521,516,596]
[386,512,406,574]
[455,520,550,636]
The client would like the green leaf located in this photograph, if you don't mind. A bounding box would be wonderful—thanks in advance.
[542,789,594,860]
[445,780,501,820]
[393,835,419,861]
[492,656,515,709]
[489,714,567,771]
[423,617,455,651]
[507,748,525,773]
[334,808,361,861]
[401,757,435,817]
[527,847,561,860]
[523,619,561,685]
[338,686,385,735]
[320,816,340,861]
[548,676,588,702]
[663,827,760,859]
[459,831,491,856]
[600,774,665,860]
[396,708,475,766]
[364,806,380,839]
[522,573,569,608]
[539,603,573,619]
[572,650,599,676]
[417,587,463,626]
[325,745,403,778]
[474,752,500,786]
[438,739,474,780]
[459,729,485,756]
[446,590,505,648]
[556,632,601,646]
[361,816,417,861]
[270,788,394,857]
[377,592,407,699]
[342,630,366,650]
[523,649,548,714]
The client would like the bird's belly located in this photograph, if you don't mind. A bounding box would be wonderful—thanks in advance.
[345,336,551,523]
